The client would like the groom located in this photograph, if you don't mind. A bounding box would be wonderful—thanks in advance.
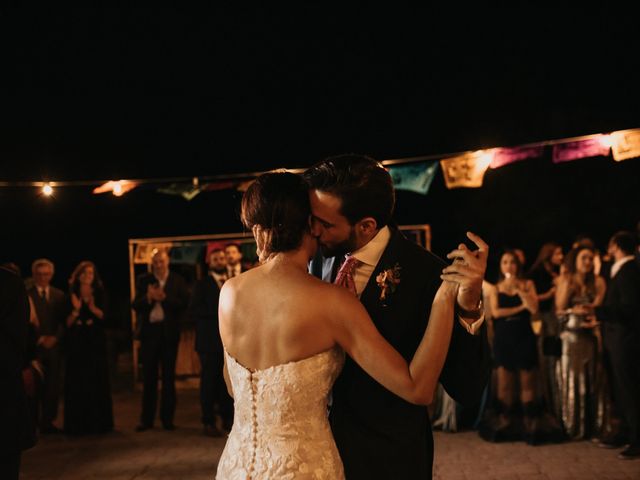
[305,154,491,479]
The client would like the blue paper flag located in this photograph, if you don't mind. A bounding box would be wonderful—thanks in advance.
[388,162,439,195]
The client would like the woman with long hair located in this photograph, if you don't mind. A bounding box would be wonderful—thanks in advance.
[555,246,607,439]
[484,250,541,442]
[528,242,563,417]
[63,261,113,434]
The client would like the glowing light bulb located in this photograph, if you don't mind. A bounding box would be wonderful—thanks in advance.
[112,181,123,196]
[42,183,53,196]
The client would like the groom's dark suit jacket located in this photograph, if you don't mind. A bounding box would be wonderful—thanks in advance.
[312,228,491,480]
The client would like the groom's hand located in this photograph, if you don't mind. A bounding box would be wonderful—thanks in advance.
[441,232,489,311]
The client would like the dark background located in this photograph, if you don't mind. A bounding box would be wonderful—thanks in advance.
[1,8,639,335]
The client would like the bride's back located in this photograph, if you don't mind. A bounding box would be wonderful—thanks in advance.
[216,171,348,479]
[219,258,336,372]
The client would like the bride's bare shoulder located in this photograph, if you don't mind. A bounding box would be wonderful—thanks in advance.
[306,275,360,307]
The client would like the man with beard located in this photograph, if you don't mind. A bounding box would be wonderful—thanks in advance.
[305,154,491,480]
[224,243,244,278]
[188,248,234,435]
[595,231,640,459]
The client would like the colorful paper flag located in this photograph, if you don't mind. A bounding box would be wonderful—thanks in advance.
[388,161,439,195]
[611,128,640,162]
[169,243,204,264]
[490,146,544,169]
[157,183,201,201]
[440,151,494,189]
[552,136,611,163]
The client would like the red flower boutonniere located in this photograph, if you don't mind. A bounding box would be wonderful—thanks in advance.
[376,263,401,304]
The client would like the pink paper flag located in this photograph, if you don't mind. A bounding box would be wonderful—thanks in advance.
[552,137,610,163]
[490,146,544,169]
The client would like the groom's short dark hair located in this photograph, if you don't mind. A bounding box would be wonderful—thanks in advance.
[304,154,395,227]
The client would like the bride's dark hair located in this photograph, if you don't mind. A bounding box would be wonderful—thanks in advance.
[241,172,311,254]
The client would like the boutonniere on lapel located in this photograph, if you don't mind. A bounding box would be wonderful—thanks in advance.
[376,263,401,305]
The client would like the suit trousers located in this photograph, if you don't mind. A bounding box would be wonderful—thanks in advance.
[605,328,640,444]
[139,325,179,427]
[37,345,60,428]
[198,351,233,427]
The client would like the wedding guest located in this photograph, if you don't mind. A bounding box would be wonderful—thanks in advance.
[133,249,189,431]
[27,258,66,434]
[555,246,608,439]
[63,261,113,434]
[484,250,555,444]
[0,265,35,479]
[3,263,42,446]
[572,235,604,276]
[595,232,640,459]
[24,296,43,439]
[189,248,233,436]
[224,243,245,278]
[528,242,563,418]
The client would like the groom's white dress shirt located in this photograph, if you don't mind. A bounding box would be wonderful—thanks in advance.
[346,226,484,335]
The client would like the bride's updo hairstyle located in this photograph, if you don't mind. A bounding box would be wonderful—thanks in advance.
[241,172,311,256]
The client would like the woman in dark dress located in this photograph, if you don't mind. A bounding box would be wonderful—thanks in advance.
[63,261,113,434]
[487,251,539,439]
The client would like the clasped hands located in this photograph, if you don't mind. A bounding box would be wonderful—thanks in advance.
[569,304,599,328]
[440,232,489,317]
[147,284,166,302]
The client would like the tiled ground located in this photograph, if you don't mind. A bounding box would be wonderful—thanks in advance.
[21,390,640,479]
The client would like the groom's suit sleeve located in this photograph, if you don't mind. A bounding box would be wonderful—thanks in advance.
[425,259,491,408]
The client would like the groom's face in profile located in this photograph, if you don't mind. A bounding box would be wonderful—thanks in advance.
[309,189,358,257]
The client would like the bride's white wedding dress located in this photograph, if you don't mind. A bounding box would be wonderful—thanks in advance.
[216,347,345,479]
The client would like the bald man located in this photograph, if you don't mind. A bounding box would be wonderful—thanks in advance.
[132,250,189,431]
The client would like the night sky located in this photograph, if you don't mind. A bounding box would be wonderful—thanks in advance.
[1,8,639,330]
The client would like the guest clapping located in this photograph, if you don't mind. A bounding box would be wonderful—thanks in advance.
[63,261,113,435]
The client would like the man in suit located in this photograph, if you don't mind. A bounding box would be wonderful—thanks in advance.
[133,249,189,431]
[305,154,491,479]
[224,243,244,278]
[27,258,65,434]
[188,248,233,436]
[0,265,34,479]
[595,231,640,460]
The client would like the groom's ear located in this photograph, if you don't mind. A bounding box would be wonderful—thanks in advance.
[357,217,378,237]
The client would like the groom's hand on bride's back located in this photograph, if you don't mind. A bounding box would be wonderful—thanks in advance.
[440,232,489,311]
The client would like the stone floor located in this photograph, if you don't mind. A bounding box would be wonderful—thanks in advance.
[21,390,640,480]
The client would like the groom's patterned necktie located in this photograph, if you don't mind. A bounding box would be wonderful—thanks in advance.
[333,255,359,296]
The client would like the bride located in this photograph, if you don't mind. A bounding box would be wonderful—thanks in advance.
[216,172,458,479]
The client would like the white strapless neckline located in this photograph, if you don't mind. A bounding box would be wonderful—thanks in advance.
[224,347,337,374]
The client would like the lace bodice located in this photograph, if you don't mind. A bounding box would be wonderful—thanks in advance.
[216,347,345,480]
